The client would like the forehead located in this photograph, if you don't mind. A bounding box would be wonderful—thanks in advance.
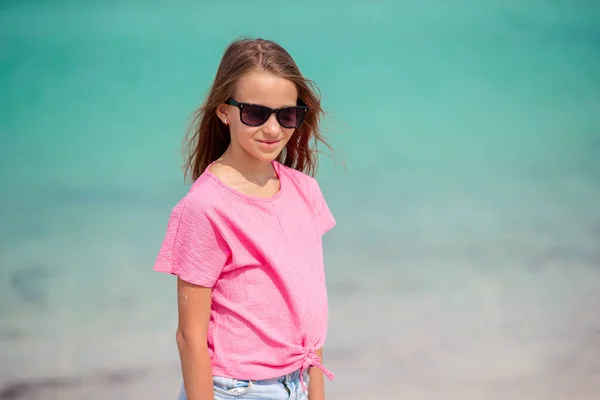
[233,70,298,108]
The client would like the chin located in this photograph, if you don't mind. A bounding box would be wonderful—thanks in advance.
[252,151,283,163]
[249,145,285,162]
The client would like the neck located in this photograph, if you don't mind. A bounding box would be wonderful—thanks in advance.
[219,145,276,181]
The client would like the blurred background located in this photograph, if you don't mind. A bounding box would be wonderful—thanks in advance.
[1,0,599,399]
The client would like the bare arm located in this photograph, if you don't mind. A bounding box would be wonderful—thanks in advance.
[175,277,214,400]
[308,348,325,400]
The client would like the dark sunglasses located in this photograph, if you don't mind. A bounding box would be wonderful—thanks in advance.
[225,98,309,129]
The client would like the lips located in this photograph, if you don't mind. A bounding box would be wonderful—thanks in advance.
[257,139,280,145]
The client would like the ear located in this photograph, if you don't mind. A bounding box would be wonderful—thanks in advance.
[216,104,229,124]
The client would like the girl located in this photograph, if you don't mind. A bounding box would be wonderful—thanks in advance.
[153,37,337,400]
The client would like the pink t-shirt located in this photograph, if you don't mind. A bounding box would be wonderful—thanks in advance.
[153,160,336,386]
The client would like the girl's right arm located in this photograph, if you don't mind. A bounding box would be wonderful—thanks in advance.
[176,277,214,400]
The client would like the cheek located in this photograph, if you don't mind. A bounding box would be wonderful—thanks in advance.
[282,128,295,143]
[230,124,259,143]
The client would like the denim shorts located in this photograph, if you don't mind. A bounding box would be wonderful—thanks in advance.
[177,368,310,400]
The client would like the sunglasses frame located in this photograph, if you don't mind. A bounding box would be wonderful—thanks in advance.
[224,98,309,129]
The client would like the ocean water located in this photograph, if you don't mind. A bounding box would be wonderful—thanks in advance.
[1,1,599,399]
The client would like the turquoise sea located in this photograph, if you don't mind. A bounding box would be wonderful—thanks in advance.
[1,1,599,399]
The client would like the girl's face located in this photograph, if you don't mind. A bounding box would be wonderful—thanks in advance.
[217,70,299,164]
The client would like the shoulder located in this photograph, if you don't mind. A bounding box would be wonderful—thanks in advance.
[276,162,321,193]
[172,173,227,221]
[277,163,336,235]
[276,162,330,216]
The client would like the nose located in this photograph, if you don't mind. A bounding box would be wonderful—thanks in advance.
[261,113,281,137]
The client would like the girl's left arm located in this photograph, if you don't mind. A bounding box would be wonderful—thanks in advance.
[308,348,326,400]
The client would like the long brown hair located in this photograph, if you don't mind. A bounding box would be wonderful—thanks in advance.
[183,37,332,183]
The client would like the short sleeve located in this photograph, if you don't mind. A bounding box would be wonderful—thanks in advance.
[311,179,336,236]
[153,198,230,287]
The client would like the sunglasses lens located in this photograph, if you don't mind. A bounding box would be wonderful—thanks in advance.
[237,102,307,128]
[241,104,270,126]
[278,108,305,128]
